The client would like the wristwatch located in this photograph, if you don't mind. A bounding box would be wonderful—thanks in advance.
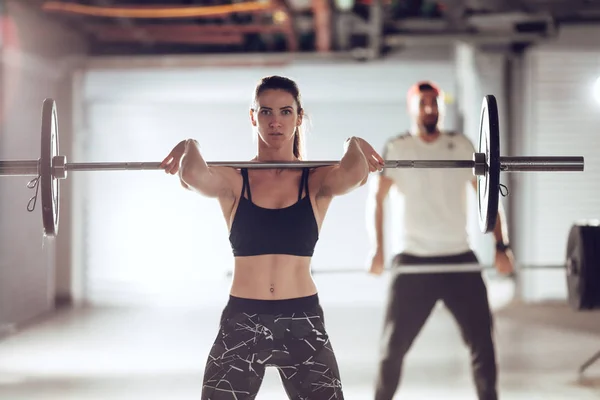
[496,242,511,252]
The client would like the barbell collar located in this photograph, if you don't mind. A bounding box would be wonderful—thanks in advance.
[53,156,68,180]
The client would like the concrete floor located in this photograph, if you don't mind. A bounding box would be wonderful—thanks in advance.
[0,279,599,400]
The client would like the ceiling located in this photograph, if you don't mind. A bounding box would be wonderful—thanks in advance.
[34,0,600,57]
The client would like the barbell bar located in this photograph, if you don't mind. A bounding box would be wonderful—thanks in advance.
[0,157,584,176]
[0,95,585,239]
[309,263,564,275]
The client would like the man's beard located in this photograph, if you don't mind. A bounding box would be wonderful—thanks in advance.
[421,119,438,134]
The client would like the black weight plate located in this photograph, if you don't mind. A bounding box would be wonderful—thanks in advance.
[566,224,585,310]
[566,223,600,310]
[477,95,500,234]
[41,98,60,237]
[587,224,600,309]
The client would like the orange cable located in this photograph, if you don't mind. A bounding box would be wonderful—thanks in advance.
[42,1,274,18]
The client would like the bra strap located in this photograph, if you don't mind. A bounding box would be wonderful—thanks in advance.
[241,168,252,202]
[298,168,310,200]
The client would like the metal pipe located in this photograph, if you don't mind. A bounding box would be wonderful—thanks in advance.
[0,160,39,176]
[384,263,486,274]
[64,159,480,171]
[0,156,586,175]
[66,161,164,171]
[64,161,342,171]
[500,156,584,172]
[65,157,584,171]
[311,263,564,275]
[386,160,476,168]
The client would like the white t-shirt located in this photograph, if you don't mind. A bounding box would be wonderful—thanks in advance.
[382,131,476,256]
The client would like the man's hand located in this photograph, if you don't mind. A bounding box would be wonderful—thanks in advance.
[494,249,515,275]
[368,251,385,276]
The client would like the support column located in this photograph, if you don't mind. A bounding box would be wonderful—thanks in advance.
[312,0,332,52]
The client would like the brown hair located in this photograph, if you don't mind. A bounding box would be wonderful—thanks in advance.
[252,75,304,159]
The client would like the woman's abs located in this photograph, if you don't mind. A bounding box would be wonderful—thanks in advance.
[229,255,317,300]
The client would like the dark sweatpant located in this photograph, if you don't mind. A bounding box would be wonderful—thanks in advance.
[374,251,498,400]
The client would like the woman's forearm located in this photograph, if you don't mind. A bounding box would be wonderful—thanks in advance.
[339,137,369,182]
[178,139,232,198]
[179,139,210,188]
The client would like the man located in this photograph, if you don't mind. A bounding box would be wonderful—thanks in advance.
[367,81,515,400]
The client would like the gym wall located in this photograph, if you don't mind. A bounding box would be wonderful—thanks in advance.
[0,1,87,333]
[511,24,600,302]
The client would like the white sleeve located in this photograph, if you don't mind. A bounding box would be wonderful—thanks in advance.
[462,135,477,182]
[381,139,403,190]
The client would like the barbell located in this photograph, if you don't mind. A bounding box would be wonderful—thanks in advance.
[303,222,600,312]
[0,95,584,239]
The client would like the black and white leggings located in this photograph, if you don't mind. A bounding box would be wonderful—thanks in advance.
[201,294,344,399]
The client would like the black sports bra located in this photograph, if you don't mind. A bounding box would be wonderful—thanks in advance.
[228,168,319,257]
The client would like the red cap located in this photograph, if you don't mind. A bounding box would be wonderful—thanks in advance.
[406,80,442,104]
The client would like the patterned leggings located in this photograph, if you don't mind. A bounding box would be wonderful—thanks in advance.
[201,294,344,399]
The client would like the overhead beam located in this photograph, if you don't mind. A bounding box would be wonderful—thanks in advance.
[85,23,290,36]
[93,30,245,46]
[85,23,298,47]
[41,1,273,19]
[41,1,299,51]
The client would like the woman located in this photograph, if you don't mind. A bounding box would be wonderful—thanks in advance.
[160,75,384,399]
